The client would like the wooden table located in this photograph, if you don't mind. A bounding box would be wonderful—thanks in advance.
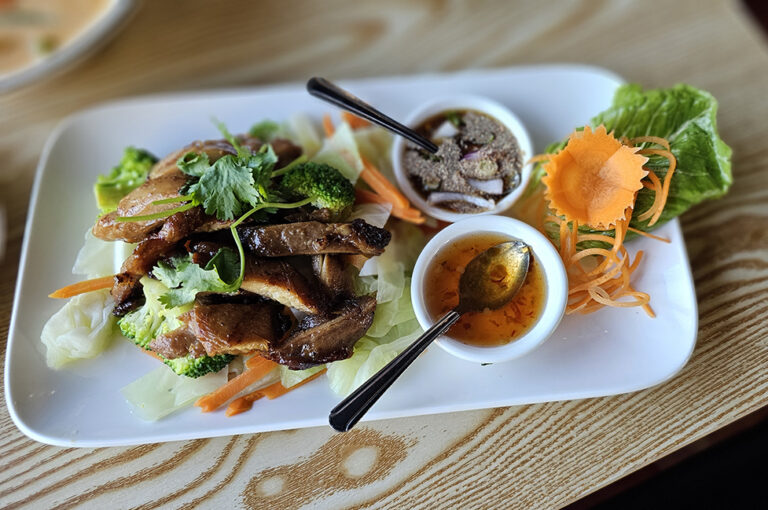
[2,1,767,508]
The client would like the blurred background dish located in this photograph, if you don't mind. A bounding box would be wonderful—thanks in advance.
[0,0,135,92]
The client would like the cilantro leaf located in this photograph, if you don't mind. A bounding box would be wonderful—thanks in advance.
[186,155,262,220]
[177,152,211,177]
[249,120,280,141]
[153,249,240,308]
[214,119,250,159]
[205,246,240,284]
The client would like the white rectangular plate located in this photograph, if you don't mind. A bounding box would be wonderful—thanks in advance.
[5,65,697,447]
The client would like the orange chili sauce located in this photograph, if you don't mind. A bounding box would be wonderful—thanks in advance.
[424,232,546,347]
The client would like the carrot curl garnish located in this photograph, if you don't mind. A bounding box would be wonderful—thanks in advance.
[533,129,677,317]
[542,125,648,229]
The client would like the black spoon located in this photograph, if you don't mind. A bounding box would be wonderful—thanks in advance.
[328,240,531,432]
[306,76,439,154]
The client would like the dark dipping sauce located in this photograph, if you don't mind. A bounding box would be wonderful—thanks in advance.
[404,109,523,213]
[424,232,545,347]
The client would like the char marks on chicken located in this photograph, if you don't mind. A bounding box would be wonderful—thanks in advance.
[240,219,391,258]
[263,295,377,369]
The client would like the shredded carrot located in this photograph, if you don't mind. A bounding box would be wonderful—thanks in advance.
[49,275,114,299]
[627,226,670,243]
[322,113,335,137]
[526,154,552,165]
[195,357,278,413]
[360,158,409,208]
[531,131,678,318]
[341,111,371,129]
[225,392,264,417]
[245,355,271,370]
[355,184,426,224]
[635,148,677,226]
[324,112,424,224]
[224,369,327,417]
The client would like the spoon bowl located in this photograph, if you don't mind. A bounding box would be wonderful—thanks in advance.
[458,240,531,313]
[328,234,532,432]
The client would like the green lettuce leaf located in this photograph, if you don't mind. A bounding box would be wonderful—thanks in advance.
[530,83,732,244]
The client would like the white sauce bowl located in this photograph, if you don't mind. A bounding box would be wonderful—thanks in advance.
[411,215,567,364]
[392,95,534,223]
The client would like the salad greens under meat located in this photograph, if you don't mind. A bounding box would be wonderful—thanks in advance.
[42,115,426,420]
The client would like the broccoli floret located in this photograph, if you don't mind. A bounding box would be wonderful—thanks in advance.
[118,278,188,348]
[94,147,157,214]
[279,162,355,215]
[163,354,235,378]
[118,277,232,378]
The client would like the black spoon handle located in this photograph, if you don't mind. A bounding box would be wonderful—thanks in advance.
[307,76,439,154]
[328,309,461,432]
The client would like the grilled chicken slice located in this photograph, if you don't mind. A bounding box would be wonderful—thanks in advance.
[240,219,391,258]
[149,294,293,359]
[312,254,352,299]
[187,240,325,314]
[264,295,376,369]
[240,256,325,314]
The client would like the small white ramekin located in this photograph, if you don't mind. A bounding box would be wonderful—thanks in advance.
[411,215,567,364]
[392,95,533,223]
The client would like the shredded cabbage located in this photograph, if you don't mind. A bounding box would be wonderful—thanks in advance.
[366,279,415,337]
[327,319,423,396]
[72,229,134,278]
[279,364,326,388]
[41,289,117,369]
[312,122,365,183]
[349,203,392,228]
[352,126,394,179]
[287,113,323,157]
[121,365,228,421]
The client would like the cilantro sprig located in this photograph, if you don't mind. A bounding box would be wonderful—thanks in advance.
[153,247,241,308]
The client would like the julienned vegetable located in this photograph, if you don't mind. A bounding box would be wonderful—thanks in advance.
[524,83,732,316]
[94,147,157,214]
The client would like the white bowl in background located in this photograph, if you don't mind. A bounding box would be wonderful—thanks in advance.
[392,95,534,223]
[411,215,567,364]
[0,0,136,93]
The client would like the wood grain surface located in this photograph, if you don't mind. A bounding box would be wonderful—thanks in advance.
[2,0,768,508]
